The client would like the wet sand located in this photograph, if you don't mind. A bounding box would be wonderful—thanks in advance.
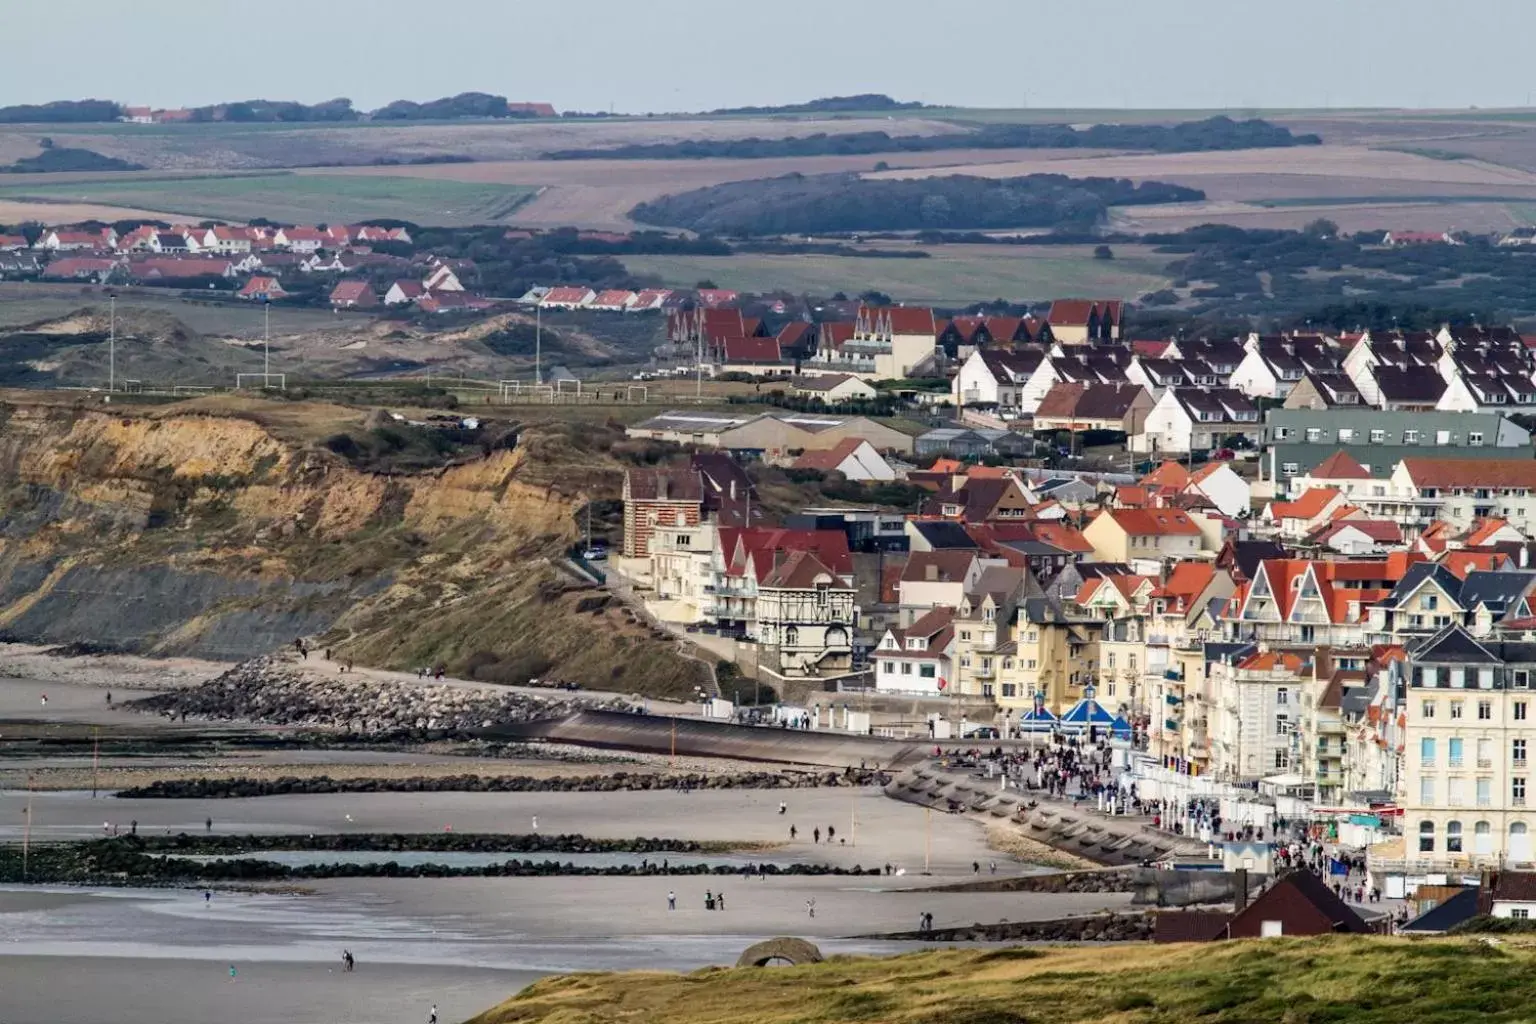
[0,955,535,1024]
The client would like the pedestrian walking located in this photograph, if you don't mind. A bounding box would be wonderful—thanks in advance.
[667,890,676,910]
[813,827,820,844]
[206,817,213,833]
[827,825,835,842]
[531,815,538,832]
[806,898,816,918]
[428,1004,438,1024]
[778,801,787,815]
[789,825,797,839]
[989,860,997,875]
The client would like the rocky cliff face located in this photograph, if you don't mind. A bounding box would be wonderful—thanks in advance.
[0,397,705,698]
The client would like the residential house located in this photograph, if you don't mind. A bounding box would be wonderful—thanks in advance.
[200,225,254,255]
[1263,487,1348,539]
[851,304,939,380]
[1082,508,1207,566]
[790,438,895,482]
[589,289,637,312]
[0,234,30,251]
[423,264,465,293]
[40,227,115,251]
[1367,563,1536,645]
[952,348,1046,414]
[329,280,377,308]
[238,276,287,301]
[1017,350,1133,415]
[622,467,704,559]
[874,608,955,694]
[1307,519,1405,555]
[416,291,493,314]
[273,227,326,253]
[898,549,1003,626]
[1226,553,1423,648]
[755,551,857,677]
[919,475,1034,523]
[1185,462,1253,519]
[1283,371,1365,410]
[1033,381,1154,436]
[627,289,672,312]
[1480,871,1536,917]
[1380,458,1536,532]
[1133,387,1261,455]
[385,280,426,306]
[1047,299,1122,344]
[947,566,1037,706]
[1385,230,1455,245]
[40,257,120,283]
[995,596,1100,714]
[789,373,878,404]
[714,335,792,377]
[1399,625,1536,868]
[1153,870,1375,941]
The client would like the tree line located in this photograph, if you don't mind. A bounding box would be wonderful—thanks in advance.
[631,172,1204,235]
[544,116,1318,160]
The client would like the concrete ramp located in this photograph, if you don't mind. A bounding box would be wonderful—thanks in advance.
[486,709,929,769]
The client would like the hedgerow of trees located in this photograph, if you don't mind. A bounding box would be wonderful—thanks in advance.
[631,172,1204,235]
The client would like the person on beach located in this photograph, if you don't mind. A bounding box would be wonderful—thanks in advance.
[813,827,820,844]
[229,965,237,980]
[428,1004,438,1024]
[827,825,835,842]
[531,815,538,831]
[717,892,725,911]
[204,891,212,904]
[789,825,797,839]
[105,692,111,706]
[778,801,786,815]
[667,890,676,910]
[343,950,354,972]
[206,817,213,833]
[806,898,815,918]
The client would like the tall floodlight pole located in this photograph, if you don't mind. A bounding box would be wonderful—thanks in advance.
[264,299,271,381]
[535,304,542,385]
[108,292,116,392]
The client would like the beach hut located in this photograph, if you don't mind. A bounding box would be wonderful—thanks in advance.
[1015,707,1059,734]
[1059,698,1130,738]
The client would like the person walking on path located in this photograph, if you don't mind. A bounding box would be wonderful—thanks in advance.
[778,801,787,815]
[427,1005,438,1024]
[789,825,797,840]
[206,817,213,833]
[806,898,816,918]
[667,891,676,910]
[813,827,820,844]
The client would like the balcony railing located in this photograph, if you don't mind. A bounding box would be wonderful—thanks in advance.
[1479,759,1494,769]
[1516,797,1528,808]
[1450,757,1464,769]
[1517,758,1529,770]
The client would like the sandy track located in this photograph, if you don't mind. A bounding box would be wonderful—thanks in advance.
[0,199,188,224]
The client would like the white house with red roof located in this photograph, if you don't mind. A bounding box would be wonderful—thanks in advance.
[588,289,637,311]
[790,438,894,482]
[273,227,325,253]
[329,280,378,308]
[200,225,255,255]
[384,280,427,306]
[41,227,116,251]
[1184,462,1251,519]
[874,608,955,695]
[628,289,672,312]
[539,286,594,309]
[238,276,287,301]
[1263,487,1348,539]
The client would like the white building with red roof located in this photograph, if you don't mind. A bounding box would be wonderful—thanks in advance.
[874,607,955,695]
[329,280,378,308]
[588,289,637,311]
[273,227,326,253]
[384,280,427,306]
[41,227,116,251]
[238,276,287,301]
[539,286,594,309]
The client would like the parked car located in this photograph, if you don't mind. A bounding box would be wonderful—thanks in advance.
[582,548,608,561]
[1213,448,1235,460]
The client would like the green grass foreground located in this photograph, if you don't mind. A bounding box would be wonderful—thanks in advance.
[467,937,1536,1024]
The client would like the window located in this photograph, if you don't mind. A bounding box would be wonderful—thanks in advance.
[1425,594,1440,610]
[1423,667,1441,688]
[1479,700,1493,720]
[959,656,970,668]
[1107,653,1117,669]
[1480,737,1493,767]
[1277,688,1290,705]
[1517,701,1529,721]
[1305,427,1322,443]
[1451,700,1464,719]
[674,534,691,546]
[1404,429,1420,444]
[1276,714,1290,735]
[1517,739,1529,767]
[1470,431,1485,447]
[1516,777,1528,806]
[881,661,895,674]
[1447,821,1464,853]
[1419,820,1436,852]
[1421,737,1437,764]
[1478,778,1493,806]
[1274,427,1292,440]
[1480,669,1496,689]
[1421,778,1436,806]
[1450,778,1466,806]
[1001,683,1016,697]
[900,662,912,676]
[1370,429,1385,444]
[1450,738,1464,766]
[1274,749,1289,769]
[1515,909,1532,920]
[1516,672,1530,690]
[1437,430,1452,445]
[1282,462,1299,476]
[1026,631,1038,643]
[1027,658,1038,670]
[1338,428,1356,443]
[919,664,936,679]
[1422,700,1437,719]
[960,631,972,641]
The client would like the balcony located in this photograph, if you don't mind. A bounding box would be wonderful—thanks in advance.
[1517,797,1528,808]
[1450,757,1465,769]
[1421,759,1436,770]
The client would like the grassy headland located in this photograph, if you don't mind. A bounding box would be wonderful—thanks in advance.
[470,937,1536,1024]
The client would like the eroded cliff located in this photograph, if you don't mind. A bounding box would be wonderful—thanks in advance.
[0,395,706,698]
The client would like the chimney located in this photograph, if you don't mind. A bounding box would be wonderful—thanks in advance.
[925,563,939,582]
[658,475,669,501]
[1233,868,1249,913]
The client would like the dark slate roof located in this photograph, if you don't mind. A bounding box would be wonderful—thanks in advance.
[1376,562,1460,610]
[1401,887,1479,934]
[911,521,979,550]
[1374,365,1448,403]
[1225,540,1286,581]
[1411,624,1501,664]
[1459,570,1536,614]
[1205,642,1257,667]
[1339,677,1378,717]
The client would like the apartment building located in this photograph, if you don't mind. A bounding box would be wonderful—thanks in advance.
[874,608,955,695]
[755,551,857,677]
[1400,625,1536,868]
[1226,554,1423,648]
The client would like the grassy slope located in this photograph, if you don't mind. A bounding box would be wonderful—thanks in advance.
[0,172,535,225]
[470,937,1536,1024]
[623,246,1173,305]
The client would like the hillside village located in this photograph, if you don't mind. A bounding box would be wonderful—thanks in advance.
[605,308,1536,895]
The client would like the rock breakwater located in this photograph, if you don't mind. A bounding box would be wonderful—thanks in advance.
[118,768,891,799]
[129,656,629,737]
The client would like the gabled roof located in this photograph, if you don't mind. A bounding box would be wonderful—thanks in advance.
[901,549,979,585]
[1048,298,1122,328]
[1402,459,1536,490]
[1034,381,1148,420]
[1401,887,1480,934]
[1222,869,1374,936]
[1141,461,1191,489]
[329,280,373,302]
[791,437,873,472]
[1411,623,1501,664]
[1374,365,1448,403]
[1101,508,1202,537]
[1269,487,1342,521]
[1310,450,1371,480]
[910,520,978,549]
[759,550,850,590]
[721,336,784,364]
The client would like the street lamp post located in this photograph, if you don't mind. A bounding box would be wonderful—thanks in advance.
[264,299,271,381]
[108,292,115,393]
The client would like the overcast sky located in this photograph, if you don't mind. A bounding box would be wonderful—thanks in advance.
[10,0,1536,113]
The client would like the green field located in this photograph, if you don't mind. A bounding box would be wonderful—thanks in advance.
[0,172,535,225]
[622,244,1173,304]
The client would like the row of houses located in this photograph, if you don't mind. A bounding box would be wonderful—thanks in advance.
[5,223,414,256]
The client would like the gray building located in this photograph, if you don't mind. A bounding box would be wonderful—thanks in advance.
[1263,409,1532,478]
[914,426,1034,458]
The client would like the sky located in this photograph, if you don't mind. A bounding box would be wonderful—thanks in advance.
[9,0,1536,113]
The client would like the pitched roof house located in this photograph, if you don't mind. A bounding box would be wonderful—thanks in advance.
[329,280,378,308]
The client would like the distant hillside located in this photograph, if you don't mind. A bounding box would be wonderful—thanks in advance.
[631,171,1204,235]
[705,94,926,116]
[546,116,1319,160]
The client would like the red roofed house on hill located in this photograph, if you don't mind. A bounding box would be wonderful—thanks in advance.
[1082,507,1208,564]
[874,607,956,695]
[329,280,378,308]
[1225,551,1422,647]
[238,276,287,301]
[845,304,940,380]
[756,550,857,677]
[384,280,426,306]
[506,102,558,118]
[1048,299,1123,345]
